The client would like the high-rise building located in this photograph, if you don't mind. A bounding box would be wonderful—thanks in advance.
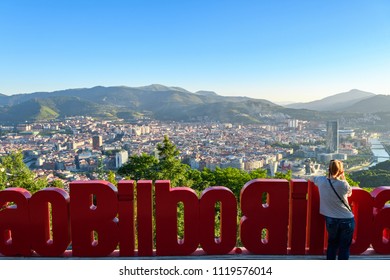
[92,135,102,150]
[116,150,129,168]
[326,120,339,153]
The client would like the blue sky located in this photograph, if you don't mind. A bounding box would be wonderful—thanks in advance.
[0,0,389,102]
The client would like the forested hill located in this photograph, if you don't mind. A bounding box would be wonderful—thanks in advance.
[0,85,318,123]
[350,160,390,188]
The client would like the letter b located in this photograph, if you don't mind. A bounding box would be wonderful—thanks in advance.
[70,181,119,257]
[240,179,289,254]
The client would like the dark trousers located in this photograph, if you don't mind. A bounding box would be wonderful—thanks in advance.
[325,216,355,260]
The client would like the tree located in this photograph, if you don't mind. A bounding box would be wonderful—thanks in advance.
[211,167,251,197]
[156,135,180,160]
[107,170,117,186]
[96,157,105,180]
[249,168,268,180]
[155,135,191,187]
[49,179,65,189]
[118,153,158,181]
[0,151,47,193]
[0,165,6,191]
[273,170,292,180]
[185,168,204,191]
[344,172,360,187]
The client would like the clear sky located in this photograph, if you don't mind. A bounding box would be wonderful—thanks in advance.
[0,0,389,103]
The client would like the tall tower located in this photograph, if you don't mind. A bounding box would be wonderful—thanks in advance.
[326,120,339,153]
[92,135,102,150]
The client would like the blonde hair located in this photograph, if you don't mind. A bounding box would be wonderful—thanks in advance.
[328,160,344,178]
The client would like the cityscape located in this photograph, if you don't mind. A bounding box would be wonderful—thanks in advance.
[1,114,388,190]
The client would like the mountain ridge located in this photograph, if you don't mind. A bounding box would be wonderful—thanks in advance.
[343,94,390,113]
[0,85,388,123]
[0,85,290,123]
[286,89,376,111]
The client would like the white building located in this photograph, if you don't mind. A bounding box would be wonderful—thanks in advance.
[115,150,129,168]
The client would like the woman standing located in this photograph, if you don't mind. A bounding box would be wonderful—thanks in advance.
[309,160,355,260]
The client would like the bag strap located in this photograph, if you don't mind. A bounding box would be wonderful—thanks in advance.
[328,178,352,212]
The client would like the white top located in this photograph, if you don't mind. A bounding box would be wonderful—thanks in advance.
[313,176,354,219]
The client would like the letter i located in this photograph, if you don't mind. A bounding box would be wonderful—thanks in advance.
[118,181,135,256]
[137,180,154,256]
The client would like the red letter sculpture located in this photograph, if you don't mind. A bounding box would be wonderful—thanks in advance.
[136,180,153,256]
[371,187,390,254]
[240,179,289,254]
[349,187,372,254]
[117,180,135,257]
[288,179,308,255]
[306,181,326,254]
[199,187,237,255]
[70,181,119,257]
[0,188,31,256]
[29,187,70,256]
[155,180,199,256]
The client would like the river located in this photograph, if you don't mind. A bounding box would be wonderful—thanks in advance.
[369,138,390,166]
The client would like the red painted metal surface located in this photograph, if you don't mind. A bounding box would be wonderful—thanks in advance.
[117,180,135,257]
[29,187,70,256]
[199,186,237,255]
[240,179,289,254]
[136,180,153,256]
[288,179,308,254]
[306,180,325,255]
[349,187,373,254]
[155,180,199,256]
[371,187,390,254]
[70,181,119,257]
[0,188,31,256]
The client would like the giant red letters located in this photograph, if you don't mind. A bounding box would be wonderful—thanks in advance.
[0,188,31,256]
[240,179,289,254]
[1,179,390,257]
[199,187,237,255]
[371,187,390,254]
[288,179,308,254]
[117,180,135,257]
[306,181,325,255]
[136,180,153,256]
[29,187,70,256]
[349,187,373,254]
[155,180,199,256]
[70,181,119,257]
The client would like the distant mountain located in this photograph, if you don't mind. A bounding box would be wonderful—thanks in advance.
[136,84,191,93]
[343,95,390,113]
[0,93,8,105]
[0,96,113,121]
[286,89,376,111]
[0,84,317,123]
[194,90,219,97]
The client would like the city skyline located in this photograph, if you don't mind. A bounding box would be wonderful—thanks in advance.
[1,1,389,103]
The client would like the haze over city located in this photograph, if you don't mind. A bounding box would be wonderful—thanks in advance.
[1,0,389,103]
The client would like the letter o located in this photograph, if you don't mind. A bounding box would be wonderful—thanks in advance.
[199,187,237,255]
[29,187,70,256]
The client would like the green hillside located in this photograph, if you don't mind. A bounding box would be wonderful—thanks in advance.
[0,85,327,123]
[350,160,390,188]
